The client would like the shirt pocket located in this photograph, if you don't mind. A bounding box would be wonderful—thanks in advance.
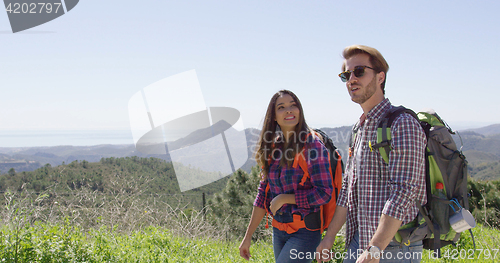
[282,165,306,193]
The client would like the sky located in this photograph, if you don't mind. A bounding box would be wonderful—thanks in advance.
[1,0,499,147]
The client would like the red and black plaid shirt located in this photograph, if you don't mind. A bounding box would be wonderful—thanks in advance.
[254,135,332,218]
[337,98,427,250]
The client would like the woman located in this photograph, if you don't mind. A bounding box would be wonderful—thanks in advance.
[239,90,332,263]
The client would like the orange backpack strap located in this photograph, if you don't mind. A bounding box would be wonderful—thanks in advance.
[293,131,316,186]
[264,182,271,229]
[334,150,343,190]
[272,214,306,234]
[320,149,332,233]
[292,149,309,186]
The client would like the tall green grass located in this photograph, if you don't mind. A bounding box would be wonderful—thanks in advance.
[1,221,498,262]
[420,223,500,262]
[1,175,499,262]
[0,221,276,262]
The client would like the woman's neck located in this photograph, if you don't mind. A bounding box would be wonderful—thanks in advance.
[281,128,295,143]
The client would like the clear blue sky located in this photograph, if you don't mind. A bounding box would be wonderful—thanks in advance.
[1,0,499,147]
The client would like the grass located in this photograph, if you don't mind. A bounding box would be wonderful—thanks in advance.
[0,221,276,262]
[420,223,500,262]
[1,221,498,262]
[1,182,499,262]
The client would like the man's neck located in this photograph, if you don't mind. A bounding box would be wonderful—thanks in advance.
[360,94,385,116]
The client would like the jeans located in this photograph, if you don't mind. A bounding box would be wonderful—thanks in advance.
[272,227,321,263]
[343,231,423,263]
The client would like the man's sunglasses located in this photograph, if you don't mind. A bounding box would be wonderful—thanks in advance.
[338,65,375,82]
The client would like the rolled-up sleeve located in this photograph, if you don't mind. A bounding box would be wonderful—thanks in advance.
[382,114,426,221]
[336,171,349,208]
[295,140,333,209]
[253,179,269,210]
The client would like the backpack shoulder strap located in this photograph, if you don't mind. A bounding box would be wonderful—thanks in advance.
[349,121,360,158]
[371,106,418,163]
[314,128,344,174]
[292,132,315,186]
[293,130,336,186]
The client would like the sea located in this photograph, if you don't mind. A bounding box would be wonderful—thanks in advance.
[0,130,135,148]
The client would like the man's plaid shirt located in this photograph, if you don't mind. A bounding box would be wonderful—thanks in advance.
[336,98,427,250]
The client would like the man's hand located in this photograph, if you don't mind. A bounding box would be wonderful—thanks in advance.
[315,235,335,262]
[356,249,380,263]
[315,206,348,262]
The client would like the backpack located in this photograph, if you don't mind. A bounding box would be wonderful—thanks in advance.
[351,106,475,257]
[264,129,343,233]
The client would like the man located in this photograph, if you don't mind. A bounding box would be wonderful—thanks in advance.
[315,45,426,263]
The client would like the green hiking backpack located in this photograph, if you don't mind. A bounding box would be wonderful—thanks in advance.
[350,106,476,257]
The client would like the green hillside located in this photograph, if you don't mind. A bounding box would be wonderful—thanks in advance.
[450,131,500,181]
[457,132,500,157]
[1,158,499,262]
[0,157,229,209]
[469,161,500,181]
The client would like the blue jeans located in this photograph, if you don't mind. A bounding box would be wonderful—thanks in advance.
[343,231,423,263]
[273,227,321,263]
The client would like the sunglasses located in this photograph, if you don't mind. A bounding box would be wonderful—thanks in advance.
[338,65,375,82]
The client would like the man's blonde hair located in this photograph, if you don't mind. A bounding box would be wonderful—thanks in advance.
[342,45,389,94]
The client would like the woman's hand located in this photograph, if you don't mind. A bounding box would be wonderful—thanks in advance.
[239,237,252,260]
[270,194,296,215]
[270,195,283,215]
[239,206,266,260]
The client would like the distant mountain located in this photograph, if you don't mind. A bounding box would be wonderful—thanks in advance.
[462,124,500,136]
[463,150,500,164]
[2,123,500,181]
[318,126,352,157]
[469,161,500,181]
[0,144,149,174]
[167,120,232,151]
[453,131,500,163]
[0,161,42,174]
[450,130,500,180]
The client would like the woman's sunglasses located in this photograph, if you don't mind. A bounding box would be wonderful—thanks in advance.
[338,65,375,82]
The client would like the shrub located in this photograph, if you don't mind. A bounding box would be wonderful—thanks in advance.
[208,166,271,241]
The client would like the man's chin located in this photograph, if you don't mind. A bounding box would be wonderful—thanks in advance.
[350,96,364,104]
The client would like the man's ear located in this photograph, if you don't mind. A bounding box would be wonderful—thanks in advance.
[377,71,385,86]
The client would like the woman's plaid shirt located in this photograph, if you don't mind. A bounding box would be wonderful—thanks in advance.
[336,98,427,250]
[253,136,333,218]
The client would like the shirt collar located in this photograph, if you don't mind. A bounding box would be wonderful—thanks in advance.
[359,98,392,124]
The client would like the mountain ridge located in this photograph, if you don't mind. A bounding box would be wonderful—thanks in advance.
[2,123,500,180]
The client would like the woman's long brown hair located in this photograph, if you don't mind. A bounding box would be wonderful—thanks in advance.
[255,90,312,180]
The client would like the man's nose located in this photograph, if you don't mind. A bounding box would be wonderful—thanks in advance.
[347,73,358,84]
